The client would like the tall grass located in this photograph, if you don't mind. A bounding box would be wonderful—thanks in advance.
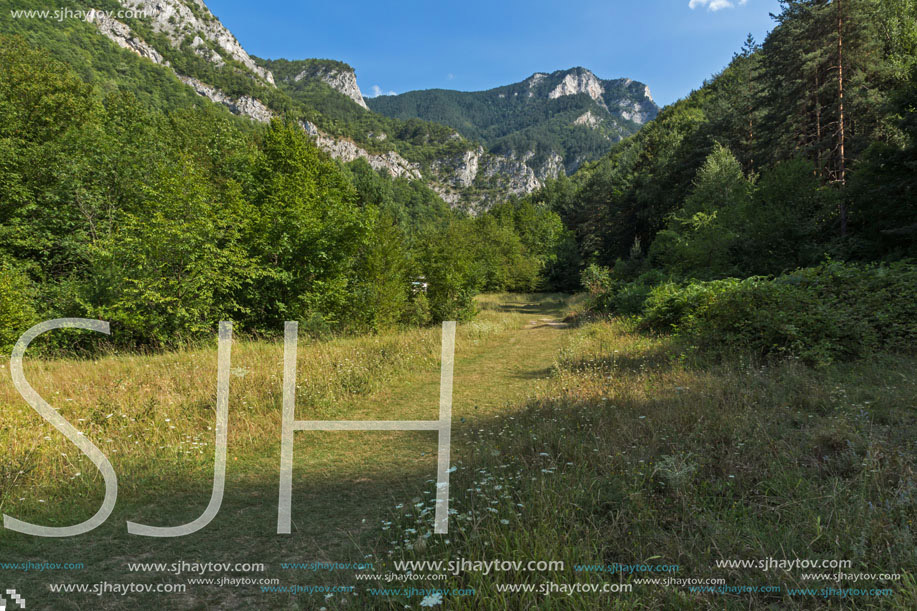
[2,297,915,609]
[0,305,521,524]
[375,319,917,609]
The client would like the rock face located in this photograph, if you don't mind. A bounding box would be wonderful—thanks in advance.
[301,122,542,211]
[86,9,167,65]
[611,79,656,125]
[480,153,541,194]
[548,69,607,107]
[574,110,602,128]
[545,69,657,126]
[537,152,566,180]
[178,76,274,122]
[368,67,659,178]
[119,0,275,85]
[429,147,542,211]
[301,122,421,180]
[85,9,274,124]
[619,101,654,124]
[295,66,368,109]
[84,1,651,210]
[433,149,482,189]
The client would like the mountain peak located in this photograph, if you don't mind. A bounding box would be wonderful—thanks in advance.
[119,0,274,85]
[264,58,368,109]
[547,68,605,105]
[368,68,660,177]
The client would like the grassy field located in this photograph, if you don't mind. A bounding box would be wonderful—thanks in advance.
[1,293,915,609]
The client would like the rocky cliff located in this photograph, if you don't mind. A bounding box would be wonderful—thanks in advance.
[120,0,274,84]
[83,1,655,211]
[292,64,368,109]
[368,67,659,176]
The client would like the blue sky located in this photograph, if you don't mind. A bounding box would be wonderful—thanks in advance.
[206,0,781,107]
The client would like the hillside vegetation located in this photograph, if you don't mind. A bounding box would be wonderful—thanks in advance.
[523,0,917,367]
[0,34,569,351]
[368,68,658,174]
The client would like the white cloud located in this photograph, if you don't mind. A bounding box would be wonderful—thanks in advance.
[368,84,396,98]
[447,73,455,80]
[689,0,747,11]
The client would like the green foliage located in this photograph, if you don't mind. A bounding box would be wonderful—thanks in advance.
[350,212,416,332]
[737,158,827,273]
[581,264,666,316]
[259,58,354,81]
[416,221,483,323]
[546,94,712,267]
[346,158,454,239]
[472,215,538,292]
[367,68,657,173]
[645,148,827,281]
[546,0,917,278]
[244,120,367,330]
[640,280,726,333]
[648,144,752,279]
[259,58,474,166]
[0,37,561,349]
[86,154,254,346]
[580,263,613,310]
[0,1,478,170]
[0,261,37,353]
[0,2,206,114]
[677,278,875,366]
[638,263,917,365]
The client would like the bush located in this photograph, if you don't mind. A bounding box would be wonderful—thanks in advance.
[787,262,917,353]
[584,267,668,317]
[0,263,37,353]
[400,291,432,327]
[580,264,613,310]
[678,277,873,365]
[640,279,738,332]
[636,263,917,365]
[610,281,655,316]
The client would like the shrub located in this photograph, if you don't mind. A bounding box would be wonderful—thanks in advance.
[0,263,37,353]
[786,262,917,353]
[640,279,740,332]
[583,267,669,317]
[400,291,432,327]
[636,263,917,365]
[580,264,613,311]
[678,276,873,365]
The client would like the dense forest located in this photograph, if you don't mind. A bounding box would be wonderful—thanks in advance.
[520,0,917,363]
[367,68,658,174]
[0,34,567,352]
[1,0,915,362]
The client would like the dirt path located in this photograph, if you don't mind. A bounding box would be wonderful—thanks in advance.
[3,294,576,610]
[278,294,575,557]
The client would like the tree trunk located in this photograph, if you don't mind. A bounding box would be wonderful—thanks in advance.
[836,0,848,236]
[815,69,822,177]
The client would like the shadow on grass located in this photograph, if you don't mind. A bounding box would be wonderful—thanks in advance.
[4,348,917,611]
[510,366,554,380]
[0,450,442,610]
[559,342,679,376]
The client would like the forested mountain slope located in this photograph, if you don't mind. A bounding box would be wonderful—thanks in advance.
[539,3,916,275]
[1,0,574,210]
[368,67,658,176]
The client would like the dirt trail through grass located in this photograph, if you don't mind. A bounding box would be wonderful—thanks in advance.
[1,293,576,610]
[271,294,574,559]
